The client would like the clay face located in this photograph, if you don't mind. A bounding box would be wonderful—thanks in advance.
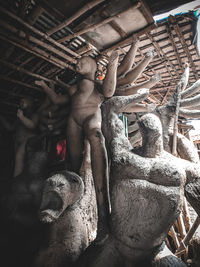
[39,174,71,223]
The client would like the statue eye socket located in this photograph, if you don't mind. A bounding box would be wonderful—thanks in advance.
[58,183,65,187]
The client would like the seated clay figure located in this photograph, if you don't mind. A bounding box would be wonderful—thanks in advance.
[77,89,200,267]
[33,171,88,267]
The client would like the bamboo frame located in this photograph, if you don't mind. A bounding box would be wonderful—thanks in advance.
[0,6,79,58]
[58,2,141,43]
[47,0,106,35]
[169,15,199,80]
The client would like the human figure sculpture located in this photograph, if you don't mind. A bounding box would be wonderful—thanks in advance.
[0,97,38,177]
[35,38,160,240]
[35,81,69,135]
[77,89,200,267]
[33,171,88,267]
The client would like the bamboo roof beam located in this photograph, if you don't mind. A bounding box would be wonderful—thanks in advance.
[161,88,171,104]
[47,0,106,35]
[101,10,127,38]
[0,75,42,92]
[169,15,199,80]
[0,6,79,58]
[0,59,58,84]
[146,32,177,83]
[7,56,35,77]
[0,20,77,65]
[0,33,73,71]
[166,23,183,73]
[58,2,141,43]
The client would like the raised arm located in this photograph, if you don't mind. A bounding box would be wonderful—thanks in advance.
[17,109,38,129]
[101,51,119,98]
[35,80,69,105]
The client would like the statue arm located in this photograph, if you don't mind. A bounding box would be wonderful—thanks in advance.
[17,109,38,129]
[35,80,69,105]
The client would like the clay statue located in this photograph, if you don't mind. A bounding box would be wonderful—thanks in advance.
[35,39,160,241]
[35,81,69,135]
[0,97,38,177]
[33,171,88,267]
[77,89,200,267]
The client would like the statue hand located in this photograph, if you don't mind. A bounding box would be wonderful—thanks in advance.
[17,109,23,119]
[35,80,46,87]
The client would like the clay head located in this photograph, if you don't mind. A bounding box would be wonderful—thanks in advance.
[76,56,97,75]
[19,97,33,111]
[39,171,84,223]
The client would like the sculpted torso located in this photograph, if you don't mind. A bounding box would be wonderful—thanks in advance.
[70,80,103,126]
[111,152,185,258]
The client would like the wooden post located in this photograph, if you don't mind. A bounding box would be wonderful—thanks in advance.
[176,217,200,256]
[169,226,180,249]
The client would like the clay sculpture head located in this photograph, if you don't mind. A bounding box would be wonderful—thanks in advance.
[39,171,84,223]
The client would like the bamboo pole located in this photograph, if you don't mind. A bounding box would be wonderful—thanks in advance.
[0,75,42,92]
[0,32,72,70]
[169,15,199,80]
[58,2,141,43]
[0,19,77,64]
[170,226,180,249]
[0,6,79,58]
[47,0,106,35]
[0,59,56,84]
[177,212,187,239]
[176,217,200,256]
[172,64,189,156]
[183,197,192,231]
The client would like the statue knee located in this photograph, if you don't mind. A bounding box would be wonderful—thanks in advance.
[86,128,104,142]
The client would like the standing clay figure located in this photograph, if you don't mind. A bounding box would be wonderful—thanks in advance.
[33,171,88,267]
[77,89,200,267]
[0,97,38,177]
[35,39,160,241]
[35,81,69,135]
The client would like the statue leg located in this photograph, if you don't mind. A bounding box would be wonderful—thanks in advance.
[84,112,110,240]
[66,116,84,173]
[117,50,154,87]
[14,140,26,177]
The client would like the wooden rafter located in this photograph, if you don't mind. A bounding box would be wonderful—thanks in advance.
[47,0,106,35]
[0,6,79,58]
[169,15,199,80]
[58,2,141,43]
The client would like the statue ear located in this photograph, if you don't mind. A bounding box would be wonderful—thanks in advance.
[64,171,84,205]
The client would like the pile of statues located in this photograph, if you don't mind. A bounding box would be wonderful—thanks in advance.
[1,37,200,267]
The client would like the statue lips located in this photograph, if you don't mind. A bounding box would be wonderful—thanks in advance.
[39,190,63,223]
